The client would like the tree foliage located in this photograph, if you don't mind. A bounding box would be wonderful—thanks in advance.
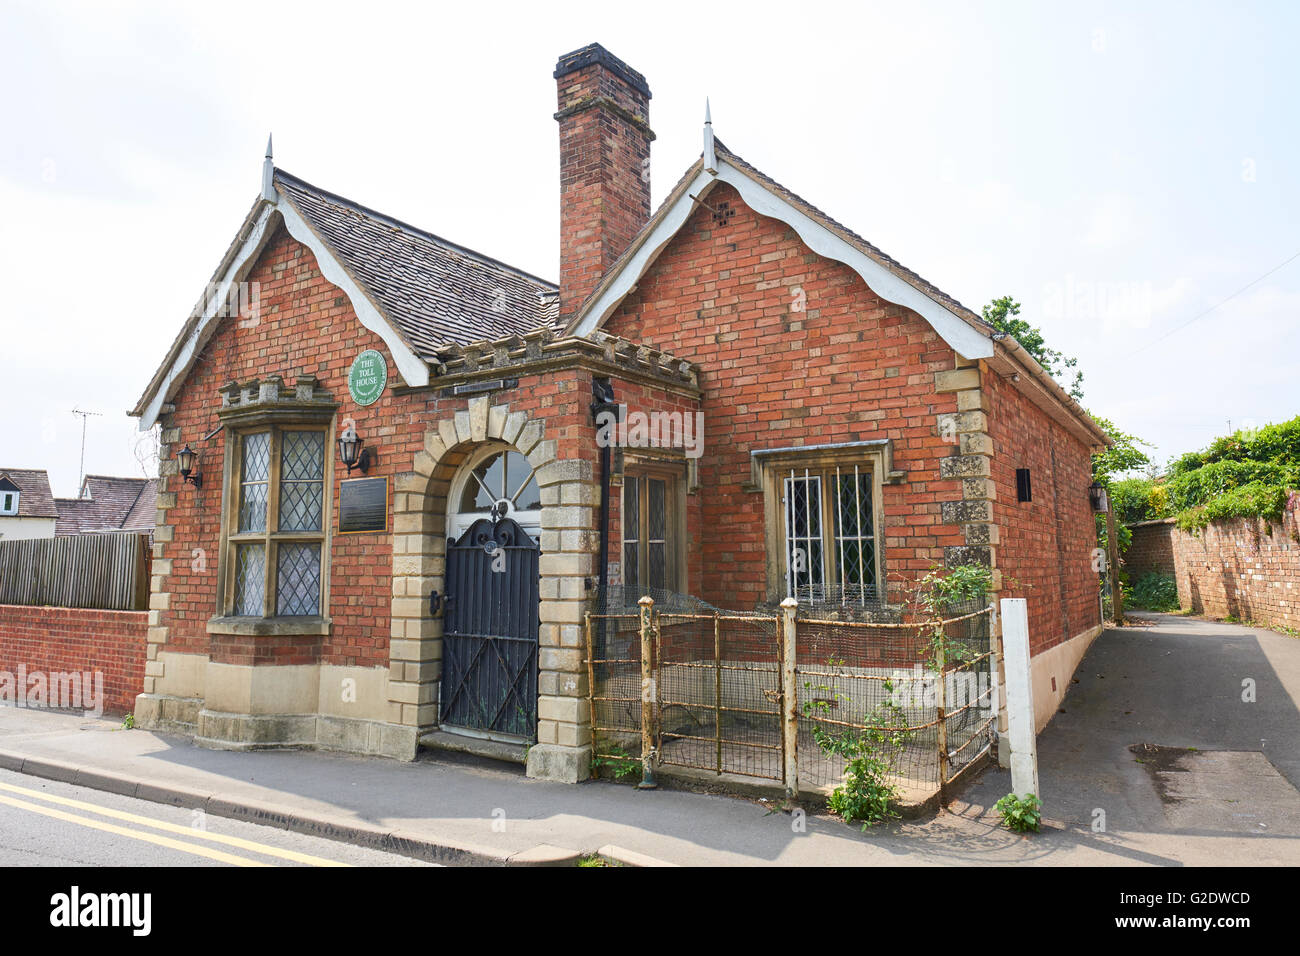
[982,295,1085,402]
[1110,477,1165,524]
[1111,416,1300,534]
[1089,414,1154,484]
[1169,416,1300,476]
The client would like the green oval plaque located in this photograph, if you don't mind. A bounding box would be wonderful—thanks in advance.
[348,349,387,406]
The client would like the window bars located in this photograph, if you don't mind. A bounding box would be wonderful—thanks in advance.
[783,464,876,606]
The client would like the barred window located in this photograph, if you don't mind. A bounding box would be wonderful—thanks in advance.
[781,464,877,605]
[227,427,326,617]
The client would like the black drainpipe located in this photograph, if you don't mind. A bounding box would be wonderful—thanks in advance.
[591,377,618,644]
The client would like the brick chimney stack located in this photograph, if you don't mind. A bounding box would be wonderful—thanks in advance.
[555,43,654,323]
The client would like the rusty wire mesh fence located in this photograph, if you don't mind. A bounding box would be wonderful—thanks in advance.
[793,598,995,801]
[793,616,938,797]
[939,599,996,780]
[656,611,782,781]
[586,605,644,773]
[585,589,996,802]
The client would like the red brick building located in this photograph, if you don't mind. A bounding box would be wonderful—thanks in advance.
[131,43,1108,780]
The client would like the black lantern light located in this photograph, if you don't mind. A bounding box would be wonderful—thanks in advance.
[337,424,371,475]
[1088,480,1109,514]
[177,444,202,489]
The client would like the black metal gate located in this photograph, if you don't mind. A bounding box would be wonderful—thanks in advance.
[438,516,540,740]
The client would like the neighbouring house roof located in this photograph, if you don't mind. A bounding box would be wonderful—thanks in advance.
[131,157,558,430]
[54,476,157,535]
[0,469,58,518]
[120,480,158,532]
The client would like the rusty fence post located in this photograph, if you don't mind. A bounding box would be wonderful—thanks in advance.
[1106,508,1125,625]
[988,601,1003,759]
[584,612,596,762]
[780,597,799,799]
[637,595,658,789]
[714,612,723,775]
[936,629,949,794]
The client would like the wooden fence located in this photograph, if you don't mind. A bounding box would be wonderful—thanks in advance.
[0,532,150,611]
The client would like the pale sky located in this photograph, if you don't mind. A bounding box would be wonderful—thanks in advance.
[3,0,1296,496]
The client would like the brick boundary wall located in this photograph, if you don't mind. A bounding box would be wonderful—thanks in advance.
[0,605,148,716]
[1125,519,1177,579]
[1128,494,1300,631]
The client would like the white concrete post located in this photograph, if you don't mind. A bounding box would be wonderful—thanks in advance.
[999,598,1039,798]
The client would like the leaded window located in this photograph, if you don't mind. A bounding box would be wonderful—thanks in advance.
[622,471,678,595]
[227,427,327,617]
[782,464,877,605]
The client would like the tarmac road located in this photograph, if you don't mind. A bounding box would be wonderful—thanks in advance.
[0,768,434,866]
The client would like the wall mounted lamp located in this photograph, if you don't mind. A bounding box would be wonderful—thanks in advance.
[1088,480,1110,514]
[338,424,372,475]
[177,444,202,490]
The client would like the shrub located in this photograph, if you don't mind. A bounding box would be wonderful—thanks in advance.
[1111,477,1159,524]
[1170,416,1300,476]
[806,678,914,830]
[1121,418,1299,533]
[590,745,641,781]
[1127,572,1179,612]
[1164,460,1294,514]
[1147,482,1169,516]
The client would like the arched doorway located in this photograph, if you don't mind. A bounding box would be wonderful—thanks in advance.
[447,443,542,545]
[439,443,542,742]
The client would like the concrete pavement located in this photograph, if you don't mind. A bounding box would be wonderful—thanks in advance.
[0,612,1297,866]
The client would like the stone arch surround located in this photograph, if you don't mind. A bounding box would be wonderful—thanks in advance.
[387,395,597,782]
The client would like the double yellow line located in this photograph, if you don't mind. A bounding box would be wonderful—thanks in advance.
[0,780,349,867]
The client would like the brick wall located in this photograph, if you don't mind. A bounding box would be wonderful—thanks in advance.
[984,366,1102,654]
[555,47,652,321]
[155,224,598,673]
[604,376,703,589]
[0,605,147,715]
[1125,519,1176,578]
[1143,497,1300,630]
[602,181,966,609]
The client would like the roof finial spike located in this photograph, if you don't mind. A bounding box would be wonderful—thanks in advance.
[260,133,276,204]
[703,98,717,176]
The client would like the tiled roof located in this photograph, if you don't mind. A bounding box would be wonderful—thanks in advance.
[120,480,157,532]
[54,476,157,535]
[275,170,559,359]
[0,468,57,518]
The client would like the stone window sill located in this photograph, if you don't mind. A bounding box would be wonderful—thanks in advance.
[206,616,332,637]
